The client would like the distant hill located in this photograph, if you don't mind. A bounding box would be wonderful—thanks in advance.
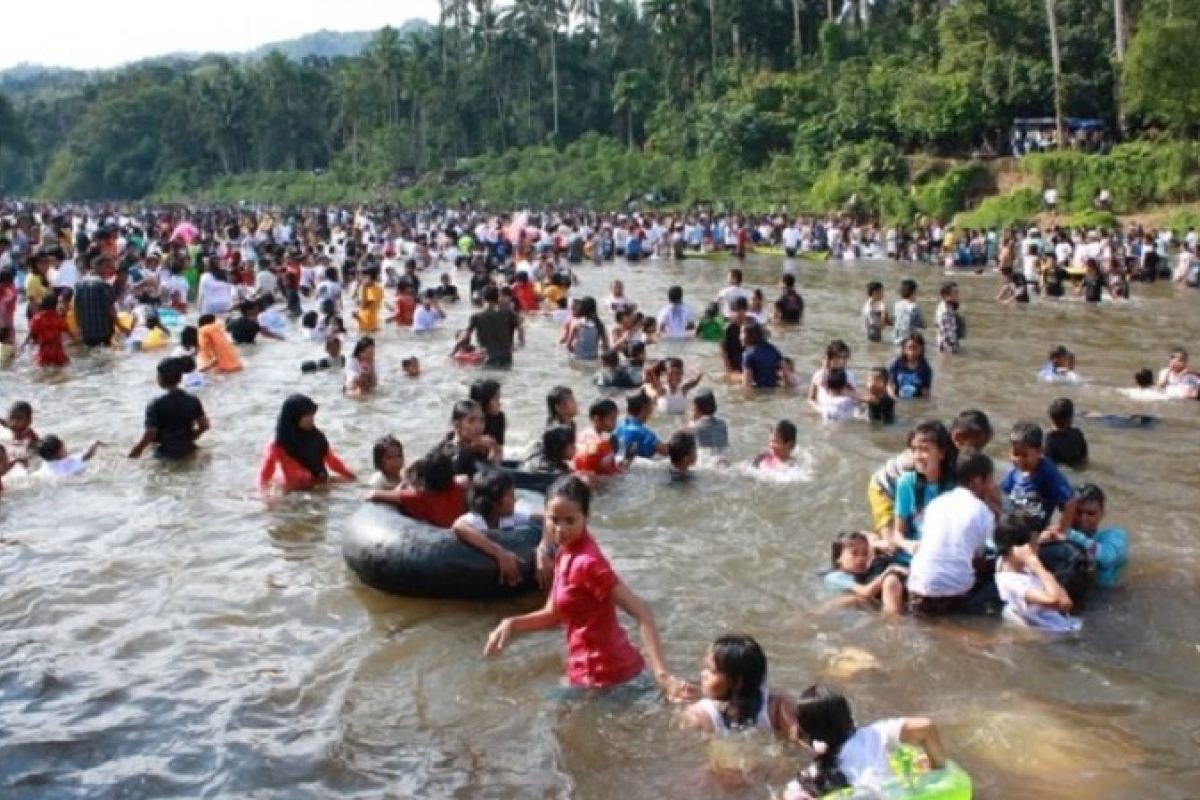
[0,18,430,91]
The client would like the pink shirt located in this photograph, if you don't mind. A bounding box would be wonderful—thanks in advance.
[552,531,644,688]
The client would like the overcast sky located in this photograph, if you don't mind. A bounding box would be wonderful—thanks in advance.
[0,0,441,70]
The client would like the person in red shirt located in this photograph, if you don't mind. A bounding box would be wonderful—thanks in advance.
[0,269,18,347]
[258,394,355,492]
[511,271,539,313]
[23,295,73,367]
[366,451,468,528]
[392,281,416,326]
[573,398,624,477]
[484,476,695,698]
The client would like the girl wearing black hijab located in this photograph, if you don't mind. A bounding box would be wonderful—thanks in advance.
[258,394,355,491]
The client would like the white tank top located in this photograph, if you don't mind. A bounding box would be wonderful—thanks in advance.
[697,688,773,734]
[657,387,688,415]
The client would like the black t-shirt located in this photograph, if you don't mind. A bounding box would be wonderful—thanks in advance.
[774,290,804,324]
[721,321,744,372]
[469,307,519,363]
[484,411,507,447]
[1081,276,1103,302]
[868,394,896,424]
[1045,427,1088,467]
[226,315,262,344]
[145,388,205,459]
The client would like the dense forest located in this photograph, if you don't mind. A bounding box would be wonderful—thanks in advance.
[0,0,1198,222]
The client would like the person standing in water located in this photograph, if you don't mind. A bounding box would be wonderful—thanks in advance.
[128,357,209,459]
[258,394,356,492]
[457,284,522,368]
[484,476,695,700]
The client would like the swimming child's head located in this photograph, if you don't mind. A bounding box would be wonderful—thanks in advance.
[794,684,856,795]
[402,356,420,377]
[668,430,697,471]
[545,475,591,547]
[769,419,798,459]
[830,531,871,575]
[692,389,717,420]
[700,634,768,729]
[626,390,653,422]
[1009,421,1044,472]
[352,336,375,362]
[6,401,32,431]
[950,409,993,450]
[1048,345,1072,369]
[824,339,851,370]
[451,399,484,441]
[1134,368,1154,388]
[911,420,956,481]
[469,378,503,415]
[899,278,918,299]
[372,435,405,478]
[589,398,620,432]
[901,332,926,363]
[1075,483,1106,535]
[325,336,343,359]
[1048,397,1075,430]
[867,368,888,397]
[542,424,577,466]
[546,386,577,424]
[468,468,517,523]
[992,512,1035,556]
[36,434,66,461]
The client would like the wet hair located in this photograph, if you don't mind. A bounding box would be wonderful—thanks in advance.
[667,285,683,303]
[1010,421,1044,450]
[371,435,404,471]
[468,468,516,522]
[450,399,481,430]
[1077,482,1106,507]
[626,390,652,417]
[351,337,375,359]
[415,452,456,492]
[693,388,717,417]
[825,339,851,360]
[954,448,994,484]
[541,424,576,466]
[198,314,216,327]
[36,434,64,461]
[469,378,502,408]
[794,685,855,795]
[709,634,768,729]
[7,401,32,421]
[1134,368,1154,388]
[667,430,697,467]
[830,531,869,569]
[866,280,883,295]
[589,398,619,420]
[546,386,575,426]
[899,278,918,299]
[1048,397,1075,428]
[773,419,798,446]
[950,409,992,445]
[547,474,591,515]
[993,512,1035,555]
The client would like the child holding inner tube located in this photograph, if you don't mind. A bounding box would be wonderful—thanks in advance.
[452,469,552,588]
[484,476,695,700]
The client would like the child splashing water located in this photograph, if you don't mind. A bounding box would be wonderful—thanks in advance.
[484,476,695,699]
[784,685,946,798]
[752,420,799,472]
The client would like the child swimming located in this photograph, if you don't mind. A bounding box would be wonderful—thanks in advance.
[367,435,405,489]
[823,531,906,615]
[574,398,623,476]
[994,513,1081,633]
[667,431,697,481]
[864,368,895,424]
[344,337,378,397]
[688,389,730,463]
[681,634,797,735]
[784,685,946,797]
[614,391,669,459]
[36,435,102,479]
[645,357,703,416]
[752,420,798,471]
[1000,421,1078,536]
[452,469,551,587]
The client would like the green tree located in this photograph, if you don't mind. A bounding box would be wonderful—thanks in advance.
[1124,0,1200,135]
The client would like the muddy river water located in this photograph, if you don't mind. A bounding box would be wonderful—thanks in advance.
[2,255,1198,799]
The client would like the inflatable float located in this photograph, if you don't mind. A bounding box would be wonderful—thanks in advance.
[825,747,972,800]
[755,246,831,261]
[344,502,544,599]
[500,460,561,493]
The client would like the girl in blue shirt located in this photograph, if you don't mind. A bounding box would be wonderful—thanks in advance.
[889,421,957,565]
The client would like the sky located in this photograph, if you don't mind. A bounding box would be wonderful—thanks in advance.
[0,0,441,70]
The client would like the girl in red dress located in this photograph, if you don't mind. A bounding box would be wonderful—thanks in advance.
[484,476,695,699]
[258,394,355,492]
[24,295,72,367]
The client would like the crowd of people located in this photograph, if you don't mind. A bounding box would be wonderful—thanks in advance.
[2,199,1192,796]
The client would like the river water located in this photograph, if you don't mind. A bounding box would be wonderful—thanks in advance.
[2,256,1198,799]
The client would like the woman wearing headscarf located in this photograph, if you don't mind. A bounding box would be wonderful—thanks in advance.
[258,394,355,491]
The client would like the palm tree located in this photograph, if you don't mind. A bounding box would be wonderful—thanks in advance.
[1044,0,1066,147]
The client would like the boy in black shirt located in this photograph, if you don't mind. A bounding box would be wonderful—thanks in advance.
[1045,397,1088,468]
[129,357,209,459]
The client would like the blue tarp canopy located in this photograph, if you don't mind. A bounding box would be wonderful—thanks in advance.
[1012,117,1106,131]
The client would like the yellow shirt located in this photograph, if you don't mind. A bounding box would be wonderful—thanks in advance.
[541,283,566,306]
[356,284,384,331]
[25,273,47,307]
